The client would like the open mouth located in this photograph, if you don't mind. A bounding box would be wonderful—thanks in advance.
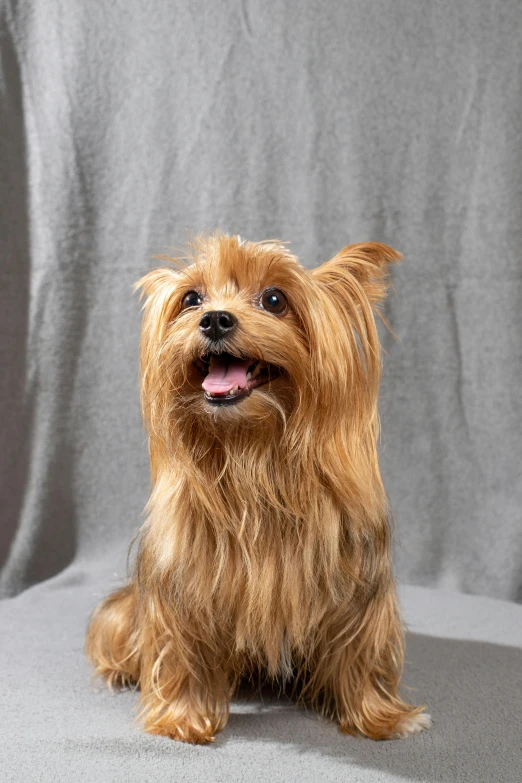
[193,351,282,406]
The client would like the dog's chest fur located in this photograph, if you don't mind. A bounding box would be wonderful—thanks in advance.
[148,463,348,675]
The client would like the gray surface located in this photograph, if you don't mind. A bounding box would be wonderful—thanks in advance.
[1,1,522,781]
[1,568,521,783]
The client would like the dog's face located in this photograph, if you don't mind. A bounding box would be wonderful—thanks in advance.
[137,235,399,441]
[161,238,309,412]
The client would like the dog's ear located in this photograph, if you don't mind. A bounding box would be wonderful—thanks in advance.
[134,267,180,303]
[311,242,401,304]
[134,267,182,346]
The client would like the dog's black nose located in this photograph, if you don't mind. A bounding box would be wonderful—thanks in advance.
[199,310,237,341]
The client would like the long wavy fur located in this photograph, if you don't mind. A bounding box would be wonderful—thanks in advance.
[86,234,430,743]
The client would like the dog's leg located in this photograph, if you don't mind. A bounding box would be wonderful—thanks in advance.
[311,591,431,740]
[335,662,432,741]
[86,583,141,688]
[87,584,230,743]
[138,631,231,744]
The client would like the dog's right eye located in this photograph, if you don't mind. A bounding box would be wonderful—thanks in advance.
[181,291,203,309]
[259,288,288,315]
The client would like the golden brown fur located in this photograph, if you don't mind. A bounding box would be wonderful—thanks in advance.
[86,234,430,743]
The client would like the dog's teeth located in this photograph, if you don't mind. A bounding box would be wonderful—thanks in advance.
[231,385,239,392]
[246,372,252,380]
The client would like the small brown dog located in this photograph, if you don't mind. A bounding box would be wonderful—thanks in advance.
[86,234,430,743]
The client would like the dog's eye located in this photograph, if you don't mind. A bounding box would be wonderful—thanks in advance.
[181,290,203,309]
[259,288,288,315]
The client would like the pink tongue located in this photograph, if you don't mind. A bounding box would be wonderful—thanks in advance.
[202,355,251,394]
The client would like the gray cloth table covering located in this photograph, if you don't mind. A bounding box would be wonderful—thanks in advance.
[1,566,521,782]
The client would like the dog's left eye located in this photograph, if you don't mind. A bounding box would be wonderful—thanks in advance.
[259,288,288,315]
[181,290,203,309]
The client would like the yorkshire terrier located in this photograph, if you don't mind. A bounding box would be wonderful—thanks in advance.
[86,234,430,744]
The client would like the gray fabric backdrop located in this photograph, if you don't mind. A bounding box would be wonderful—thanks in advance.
[1,0,522,602]
[2,3,522,782]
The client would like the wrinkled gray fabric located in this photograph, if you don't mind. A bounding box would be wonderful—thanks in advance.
[1,0,522,600]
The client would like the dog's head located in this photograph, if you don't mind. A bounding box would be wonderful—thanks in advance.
[137,234,399,451]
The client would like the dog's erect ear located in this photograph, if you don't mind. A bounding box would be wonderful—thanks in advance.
[134,267,182,345]
[311,242,401,304]
[134,267,180,304]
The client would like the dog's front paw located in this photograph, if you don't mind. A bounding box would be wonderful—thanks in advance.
[146,719,217,745]
[340,709,432,741]
[390,711,432,738]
